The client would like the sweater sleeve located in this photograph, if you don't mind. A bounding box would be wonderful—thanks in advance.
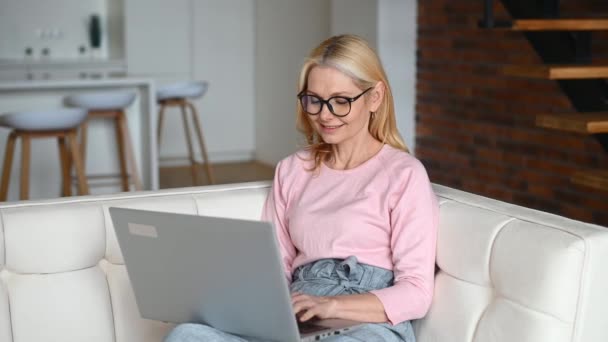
[261,160,298,284]
[370,161,439,325]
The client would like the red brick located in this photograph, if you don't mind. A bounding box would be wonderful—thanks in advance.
[417,0,608,226]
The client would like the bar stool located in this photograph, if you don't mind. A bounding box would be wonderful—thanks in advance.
[0,108,89,201]
[157,81,214,185]
[66,91,143,192]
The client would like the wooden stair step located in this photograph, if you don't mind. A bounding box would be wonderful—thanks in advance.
[503,65,608,80]
[536,113,608,134]
[572,170,608,191]
[510,19,608,31]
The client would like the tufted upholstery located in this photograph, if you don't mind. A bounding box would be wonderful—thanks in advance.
[0,181,607,342]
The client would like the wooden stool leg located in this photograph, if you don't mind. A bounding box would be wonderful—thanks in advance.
[20,133,31,200]
[157,103,166,148]
[0,131,18,201]
[180,102,199,185]
[114,112,131,191]
[79,117,89,174]
[187,101,214,184]
[58,136,72,197]
[117,111,143,191]
[67,131,89,195]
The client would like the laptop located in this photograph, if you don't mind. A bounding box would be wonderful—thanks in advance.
[109,207,363,342]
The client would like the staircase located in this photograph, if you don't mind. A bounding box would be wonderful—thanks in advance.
[481,0,608,192]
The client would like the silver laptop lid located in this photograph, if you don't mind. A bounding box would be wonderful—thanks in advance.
[109,207,302,342]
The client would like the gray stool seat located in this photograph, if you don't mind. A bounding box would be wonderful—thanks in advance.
[157,81,208,101]
[0,108,88,131]
[65,91,136,111]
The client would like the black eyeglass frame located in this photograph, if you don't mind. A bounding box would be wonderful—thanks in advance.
[297,87,373,117]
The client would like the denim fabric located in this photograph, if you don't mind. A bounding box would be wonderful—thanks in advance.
[164,256,416,342]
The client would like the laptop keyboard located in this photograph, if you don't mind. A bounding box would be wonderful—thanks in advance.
[297,321,328,334]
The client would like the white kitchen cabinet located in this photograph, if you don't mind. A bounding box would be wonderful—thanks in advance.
[0,65,26,81]
[124,0,191,76]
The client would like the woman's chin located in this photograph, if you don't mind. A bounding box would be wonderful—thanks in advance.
[318,133,342,145]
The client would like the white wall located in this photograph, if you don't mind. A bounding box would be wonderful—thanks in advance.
[331,0,418,155]
[255,0,418,165]
[378,0,418,154]
[146,0,255,165]
[330,0,377,50]
[191,0,255,162]
[124,0,191,76]
[254,0,330,166]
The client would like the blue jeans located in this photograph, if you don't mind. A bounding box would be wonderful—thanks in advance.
[164,256,416,342]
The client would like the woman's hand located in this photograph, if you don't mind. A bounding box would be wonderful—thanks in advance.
[291,292,338,322]
[291,292,389,323]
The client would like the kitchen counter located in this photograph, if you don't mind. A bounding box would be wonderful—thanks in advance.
[0,76,149,91]
[0,58,126,67]
[0,77,158,201]
[0,60,127,82]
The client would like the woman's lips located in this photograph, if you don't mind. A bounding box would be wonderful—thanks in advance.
[319,123,344,133]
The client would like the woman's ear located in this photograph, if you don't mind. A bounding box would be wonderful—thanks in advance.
[369,81,385,113]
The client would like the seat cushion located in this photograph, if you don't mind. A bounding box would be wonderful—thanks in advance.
[65,91,136,111]
[0,216,11,342]
[7,267,115,342]
[157,81,208,101]
[0,108,87,131]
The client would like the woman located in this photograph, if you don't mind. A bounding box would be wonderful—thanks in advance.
[165,34,438,342]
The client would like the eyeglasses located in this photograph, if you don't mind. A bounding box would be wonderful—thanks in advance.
[298,87,372,117]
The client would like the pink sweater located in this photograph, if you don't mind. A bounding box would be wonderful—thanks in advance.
[261,144,439,325]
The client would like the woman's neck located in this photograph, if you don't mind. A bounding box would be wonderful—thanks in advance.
[329,134,384,170]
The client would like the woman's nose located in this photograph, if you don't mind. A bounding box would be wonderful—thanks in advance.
[319,104,334,120]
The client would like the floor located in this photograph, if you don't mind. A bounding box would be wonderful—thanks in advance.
[159,161,275,189]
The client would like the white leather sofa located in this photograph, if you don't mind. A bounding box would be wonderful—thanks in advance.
[1,181,607,342]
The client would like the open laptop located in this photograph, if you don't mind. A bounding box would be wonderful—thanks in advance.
[109,207,363,342]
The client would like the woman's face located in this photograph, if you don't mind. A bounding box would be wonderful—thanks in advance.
[303,66,380,146]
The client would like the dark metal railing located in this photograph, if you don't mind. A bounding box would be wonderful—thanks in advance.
[480,0,562,28]
[479,0,511,28]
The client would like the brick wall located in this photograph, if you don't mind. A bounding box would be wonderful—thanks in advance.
[416,0,608,226]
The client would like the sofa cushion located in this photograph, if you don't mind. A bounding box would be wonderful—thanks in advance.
[474,297,572,342]
[0,272,11,342]
[193,187,269,220]
[3,203,105,274]
[491,220,583,322]
[8,266,115,342]
[415,272,494,341]
[436,201,513,286]
[0,214,4,266]
[0,214,11,342]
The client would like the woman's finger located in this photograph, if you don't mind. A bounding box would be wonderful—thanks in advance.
[291,293,311,302]
[299,306,320,322]
[292,299,315,315]
[291,294,313,306]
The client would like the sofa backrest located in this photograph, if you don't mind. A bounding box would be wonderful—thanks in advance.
[0,181,607,342]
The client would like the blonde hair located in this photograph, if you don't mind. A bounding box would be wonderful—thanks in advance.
[296,34,409,171]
